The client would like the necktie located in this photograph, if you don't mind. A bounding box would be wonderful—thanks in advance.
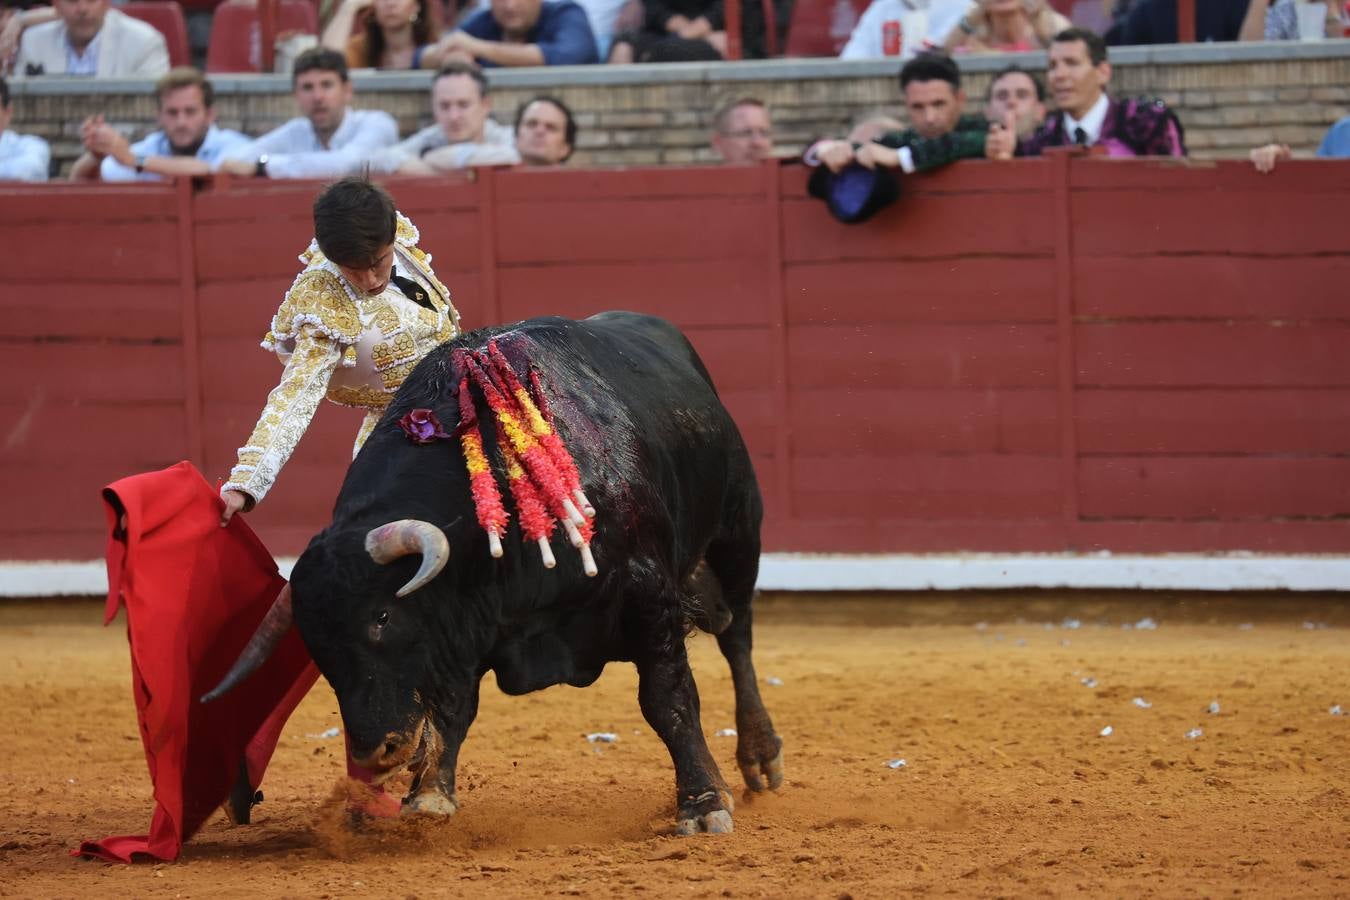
[1074,126,1089,147]
[389,265,435,310]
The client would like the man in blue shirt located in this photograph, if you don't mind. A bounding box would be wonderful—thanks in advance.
[0,76,51,182]
[1111,0,1252,44]
[422,0,598,67]
[70,68,250,181]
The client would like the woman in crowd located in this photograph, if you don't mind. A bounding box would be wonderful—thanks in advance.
[943,0,1070,53]
[321,0,443,69]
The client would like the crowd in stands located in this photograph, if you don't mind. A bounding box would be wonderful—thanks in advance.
[0,0,1346,184]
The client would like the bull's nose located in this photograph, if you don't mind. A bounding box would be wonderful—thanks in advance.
[350,735,409,771]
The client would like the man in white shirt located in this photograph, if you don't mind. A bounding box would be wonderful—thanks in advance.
[839,0,970,61]
[14,0,169,78]
[218,48,398,179]
[0,76,50,181]
[370,63,519,175]
[70,68,251,181]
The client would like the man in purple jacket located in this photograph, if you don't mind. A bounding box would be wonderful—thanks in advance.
[987,27,1185,160]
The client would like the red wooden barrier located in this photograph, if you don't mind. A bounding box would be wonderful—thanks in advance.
[4,157,1349,562]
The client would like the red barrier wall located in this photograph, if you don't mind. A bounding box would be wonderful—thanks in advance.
[5,157,1349,561]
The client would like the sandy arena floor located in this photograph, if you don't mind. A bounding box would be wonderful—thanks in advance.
[1,592,1347,898]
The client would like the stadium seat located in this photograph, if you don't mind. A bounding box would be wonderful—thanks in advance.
[122,1,192,68]
[784,0,873,57]
[206,0,318,73]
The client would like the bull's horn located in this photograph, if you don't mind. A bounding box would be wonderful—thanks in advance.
[365,519,450,598]
[200,584,294,704]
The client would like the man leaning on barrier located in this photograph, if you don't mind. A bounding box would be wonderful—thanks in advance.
[71,68,250,182]
[0,75,49,181]
[805,52,990,175]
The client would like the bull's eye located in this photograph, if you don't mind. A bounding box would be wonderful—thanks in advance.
[375,609,390,627]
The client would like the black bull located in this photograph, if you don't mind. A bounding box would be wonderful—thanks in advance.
[214,312,783,834]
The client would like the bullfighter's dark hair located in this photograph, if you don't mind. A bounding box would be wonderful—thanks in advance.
[987,65,1045,103]
[435,61,488,97]
[899,52,961,92]
[292,47,349,84]
[313,177,396,268]
[0,76,9,109]
[514,95,577,161]
[1053,27,1108,67]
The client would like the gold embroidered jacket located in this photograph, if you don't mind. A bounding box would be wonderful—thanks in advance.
[224,214,461,504]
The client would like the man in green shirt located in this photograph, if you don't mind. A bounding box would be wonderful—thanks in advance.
[806,52,991,175]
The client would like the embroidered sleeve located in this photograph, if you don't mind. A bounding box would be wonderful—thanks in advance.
[262,269,362,351]
[223,323,344,504]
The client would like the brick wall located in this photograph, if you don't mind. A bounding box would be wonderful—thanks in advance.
[8,42,1350,174]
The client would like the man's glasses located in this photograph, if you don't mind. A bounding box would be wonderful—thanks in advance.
[723,128,773,141]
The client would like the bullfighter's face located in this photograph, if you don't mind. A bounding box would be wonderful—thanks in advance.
[334,242,395,297]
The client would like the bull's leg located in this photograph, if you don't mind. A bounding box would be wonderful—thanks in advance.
[706,539,784,793]
[632,598,734,834]
[406,680,480,817]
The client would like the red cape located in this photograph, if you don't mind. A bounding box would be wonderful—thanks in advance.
[75,461,319,863]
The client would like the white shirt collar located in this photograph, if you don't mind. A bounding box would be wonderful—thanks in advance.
[1062,92,1110,146]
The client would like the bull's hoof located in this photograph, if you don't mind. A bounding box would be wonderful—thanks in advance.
[675,789,733,835]
[677,809,734,835]
[739,738,784,793]
[406,789,459,817]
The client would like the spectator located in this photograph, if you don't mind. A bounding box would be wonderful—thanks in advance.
[1111,0,1252,45]
[371,62,519,173]
[1244,0,1347,39]
[422,0,599,67]
[2,6,57,75]
[218,48,398,178]
[607,0,726,62]
[321,0,443,69]
[1250,116,1350,173]
[0,75,49,180]
[70,68,250,181]
[943,0,1070,54]
[514,94,576,165]
[13,0,169,78]
[711,96,774,164]
[840,0,970,61]
[806,52,990,174]
[985,64,1045,140]
[987,28,1185,159]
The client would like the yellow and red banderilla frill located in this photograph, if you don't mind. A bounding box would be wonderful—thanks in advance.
[450,344,597,575]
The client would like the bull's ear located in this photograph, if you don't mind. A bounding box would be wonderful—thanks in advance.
[365,519,450,597]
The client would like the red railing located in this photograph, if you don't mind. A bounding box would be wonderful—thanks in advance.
[3,156,1348,562]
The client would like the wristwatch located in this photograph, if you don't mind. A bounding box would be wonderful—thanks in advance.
[958,15,976,34]
[134,155,147,174]
[254,154,269,178]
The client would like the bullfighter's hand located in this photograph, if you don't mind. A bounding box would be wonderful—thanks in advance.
[815,139,856,173]
[220,489,249,526]
[853,142,899,170]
